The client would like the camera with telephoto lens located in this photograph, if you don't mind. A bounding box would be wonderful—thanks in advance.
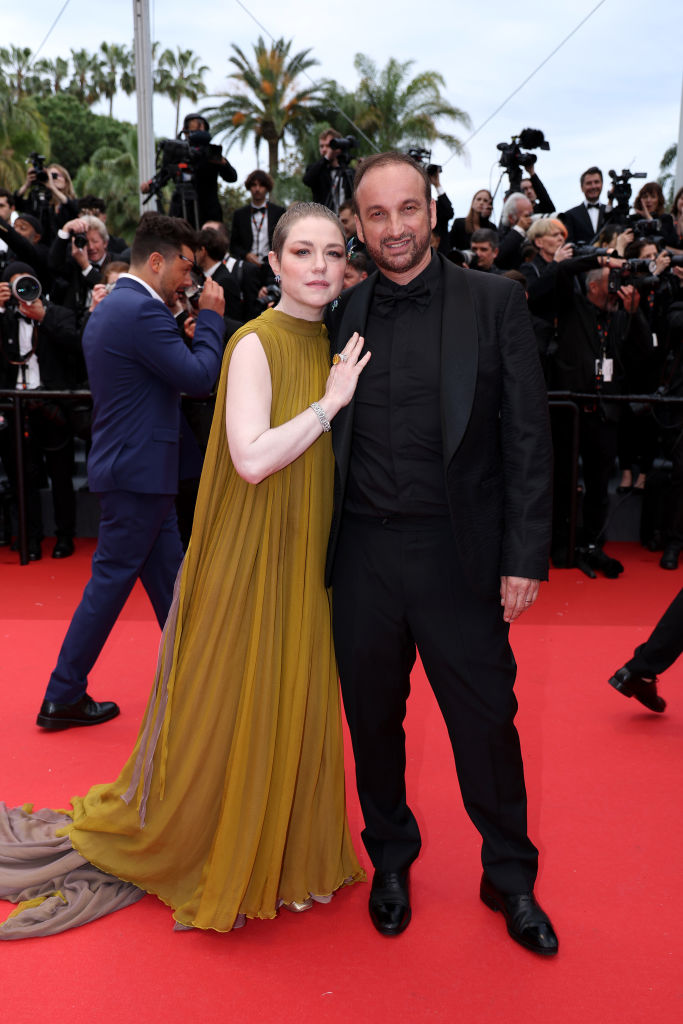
[27,151,48,184]
[607,258,657,293]
[7,273,42,308]
[70,229,88,248]
[328,135,357,167]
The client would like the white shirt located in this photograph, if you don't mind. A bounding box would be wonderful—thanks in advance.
[117,272,164,304]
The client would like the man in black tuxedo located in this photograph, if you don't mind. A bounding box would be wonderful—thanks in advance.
[325,153,557,955]
[229,170,285,316]
[195,227,245,325]
[496,192,534,270]
[559,166,607,243]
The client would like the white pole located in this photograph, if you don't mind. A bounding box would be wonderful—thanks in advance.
[133,0,156,213]
[676,71,683,197]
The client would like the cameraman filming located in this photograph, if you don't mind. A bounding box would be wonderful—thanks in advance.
[303,128,355,213]
[141,115,237,229]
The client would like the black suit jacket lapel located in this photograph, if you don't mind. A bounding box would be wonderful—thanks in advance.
[439,257,478,466]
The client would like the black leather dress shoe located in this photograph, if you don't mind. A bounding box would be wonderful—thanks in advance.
[37,693,120,730]
[369,870,411,937]
[480,875,558,955]
[584,545,624,578]
[608,666,666,713]
[660,545,680,570]
[28,538,42,561]
[52,537,75,559]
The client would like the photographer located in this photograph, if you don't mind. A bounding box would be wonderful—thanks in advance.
[230,170,285,318]
[78,195,129,257]
[495,193,534,270]
[520,156,555,216]
[0,212,51,291]
[48,215,111,326]
[303,128,354,213]
[549,252,653,574]
[141,115,237,230]
[195,227,246,325]
[655,281,683,568]
[630,181,680,250]
[0,261,82,560]
[13,160,78,246]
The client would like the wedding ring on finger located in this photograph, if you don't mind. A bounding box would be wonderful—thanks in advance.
[332,352,347,365]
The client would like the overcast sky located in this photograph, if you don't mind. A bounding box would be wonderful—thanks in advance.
[7,0,683,217]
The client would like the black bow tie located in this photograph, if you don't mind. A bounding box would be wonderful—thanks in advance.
[586,203,600,209]
[374,277,431,317]
[251,205,266,213]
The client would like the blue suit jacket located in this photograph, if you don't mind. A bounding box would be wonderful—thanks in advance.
[84,277,223,494]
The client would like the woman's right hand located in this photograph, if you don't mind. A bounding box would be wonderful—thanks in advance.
[322,332,371,416]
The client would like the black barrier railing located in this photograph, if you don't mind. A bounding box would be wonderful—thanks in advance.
[2,388,683,567]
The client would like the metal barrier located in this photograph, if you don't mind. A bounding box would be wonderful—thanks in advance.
[2,388,683,567]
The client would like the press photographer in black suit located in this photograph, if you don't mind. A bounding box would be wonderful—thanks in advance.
[230,170,285,317]
[0,261,82,560]
[303,128,354,213]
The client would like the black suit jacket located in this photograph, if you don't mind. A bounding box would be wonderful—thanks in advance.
[229,203,285,261]
[559,202,606,243]
[208,262,246,325]
[324,257,553,593]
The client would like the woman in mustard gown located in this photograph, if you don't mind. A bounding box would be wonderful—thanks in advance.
[0,203,370,938]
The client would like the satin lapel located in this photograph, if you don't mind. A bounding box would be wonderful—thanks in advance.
[330,274,377,485]
[439,257,478,466]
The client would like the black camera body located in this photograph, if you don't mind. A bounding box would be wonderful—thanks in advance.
[328,135,357,167]
[607,168,647,221]
[497,129,550,193]
[28,151,48,185]
[406,147,442,175]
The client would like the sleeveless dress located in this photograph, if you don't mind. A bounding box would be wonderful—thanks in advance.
[0,309,363,937]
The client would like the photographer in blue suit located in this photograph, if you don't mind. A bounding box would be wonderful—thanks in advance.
[37,213,224,730]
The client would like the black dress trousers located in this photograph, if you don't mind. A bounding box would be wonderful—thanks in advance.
[331,513,539,895]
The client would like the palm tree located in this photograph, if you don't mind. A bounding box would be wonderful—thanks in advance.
[206,36,324,177]
[349,54,470,156]
[0,87,50,188]
[155,47,208,136]
[68,47,101,106]
[96,42,130,118]
[0,45,34,99]
[33,55,70,95]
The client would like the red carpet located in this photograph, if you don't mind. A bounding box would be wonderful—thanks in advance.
[1,540,682,1023]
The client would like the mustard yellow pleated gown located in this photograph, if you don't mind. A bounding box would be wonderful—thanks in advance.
[66,309,363,931]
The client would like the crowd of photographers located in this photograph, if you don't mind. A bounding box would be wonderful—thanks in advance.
[1,118,683,576]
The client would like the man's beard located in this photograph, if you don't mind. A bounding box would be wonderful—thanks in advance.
[361,223,432,277]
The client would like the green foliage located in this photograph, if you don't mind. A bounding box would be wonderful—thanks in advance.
[346,54,471,155]
[73,123,141,240]
[0,87,51,189]
[659,143,678,205]
[205,36,324,177]
[218,184,249,229]
[35,94,131,177]
[155,47,209,136]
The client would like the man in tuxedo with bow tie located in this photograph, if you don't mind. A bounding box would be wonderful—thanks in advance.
[560,166,607,243]
[324,152,558,955]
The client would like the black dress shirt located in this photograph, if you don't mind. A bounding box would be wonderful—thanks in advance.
[345,252,449,518]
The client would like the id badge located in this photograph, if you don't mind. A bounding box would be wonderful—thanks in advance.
[601,357,613,382]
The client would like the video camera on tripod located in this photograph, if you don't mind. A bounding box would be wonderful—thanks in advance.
[144,125,223,225]
[496,129,549,194]
[607,168,647,221]
[407,147,443,177]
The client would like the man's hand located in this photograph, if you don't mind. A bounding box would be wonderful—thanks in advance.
[0,282,11,306]
[500,576,540,623]
[617,284,640,313]
[62,218,87,236]
[198,277,225,318]
[18,297,46,323]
